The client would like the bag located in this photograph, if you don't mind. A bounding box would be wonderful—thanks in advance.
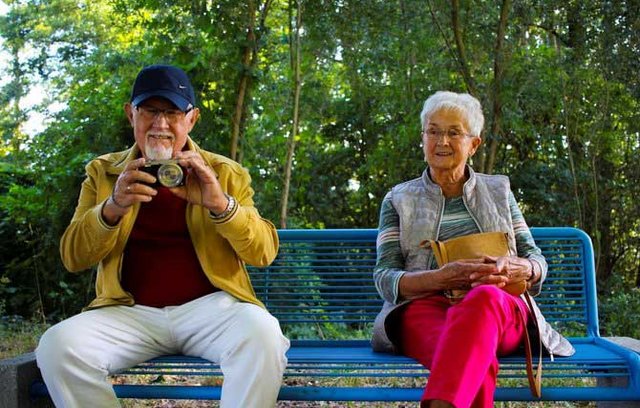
[425,231,526,303]
[423,231,543,398]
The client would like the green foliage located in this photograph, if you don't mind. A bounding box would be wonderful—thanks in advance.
[0,0,638,328]
[600,275,640,339]
[284,322,370,341]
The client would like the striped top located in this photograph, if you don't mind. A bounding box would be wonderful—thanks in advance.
[375,192,541,304]
[438,196,481,240]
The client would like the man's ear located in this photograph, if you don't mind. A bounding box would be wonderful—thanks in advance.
[124,103,134,126]
[186,108,200,132]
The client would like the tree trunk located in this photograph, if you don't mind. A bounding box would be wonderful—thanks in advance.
[280,0,303,229]
[450,0,485,171]
[399,0,415,104]
[450,0,477,97]
[229,0,273,162]
[8,44,26,157]
[229,0,255,162]
[484,0,511,175]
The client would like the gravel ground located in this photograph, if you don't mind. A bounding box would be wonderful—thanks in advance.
[123,400,594,407]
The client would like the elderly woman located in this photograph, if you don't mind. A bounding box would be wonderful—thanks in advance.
[371,91,574,408]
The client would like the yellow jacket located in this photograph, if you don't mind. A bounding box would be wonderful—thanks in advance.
[60,138,278,310]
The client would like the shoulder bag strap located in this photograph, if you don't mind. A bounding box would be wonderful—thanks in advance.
[523,291,543,398]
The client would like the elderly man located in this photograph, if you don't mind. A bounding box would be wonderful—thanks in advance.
[36,64,289,408]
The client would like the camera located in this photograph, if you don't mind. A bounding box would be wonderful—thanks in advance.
[141,160,186,188]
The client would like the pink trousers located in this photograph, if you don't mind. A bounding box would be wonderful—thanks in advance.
[400,285,530,408]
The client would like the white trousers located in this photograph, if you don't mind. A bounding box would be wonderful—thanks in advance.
[36,292,290,408]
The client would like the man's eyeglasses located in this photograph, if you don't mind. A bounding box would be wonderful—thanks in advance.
[422,127,471,140]
[135,105,192,123]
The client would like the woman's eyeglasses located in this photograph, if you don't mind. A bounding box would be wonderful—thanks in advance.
[422,127,471,140]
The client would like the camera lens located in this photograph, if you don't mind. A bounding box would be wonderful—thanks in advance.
[157,163,184,187]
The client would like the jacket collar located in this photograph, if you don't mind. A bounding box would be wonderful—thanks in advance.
[421,164,477,196]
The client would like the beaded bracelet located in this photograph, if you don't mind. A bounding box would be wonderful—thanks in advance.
[109,189,129,209]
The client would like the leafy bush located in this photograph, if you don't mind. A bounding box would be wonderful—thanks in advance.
[599,276,640,338]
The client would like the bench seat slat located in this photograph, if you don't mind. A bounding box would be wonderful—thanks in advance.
[116,340,634,378]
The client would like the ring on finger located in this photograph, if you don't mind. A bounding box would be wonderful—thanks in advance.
[126,185,131,192]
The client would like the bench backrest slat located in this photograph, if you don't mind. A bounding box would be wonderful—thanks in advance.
[247,227,598,339]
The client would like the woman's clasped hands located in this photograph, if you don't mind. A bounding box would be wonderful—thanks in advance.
[440,256,533,291]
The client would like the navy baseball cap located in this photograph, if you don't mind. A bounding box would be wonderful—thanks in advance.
[130,65,196,112]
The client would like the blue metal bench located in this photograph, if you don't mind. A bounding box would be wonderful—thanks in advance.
[30,227,640,403]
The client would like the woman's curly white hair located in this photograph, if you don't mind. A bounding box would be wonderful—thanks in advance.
[420,91,484,137]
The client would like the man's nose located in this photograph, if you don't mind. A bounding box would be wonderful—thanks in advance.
[152,112,171,127]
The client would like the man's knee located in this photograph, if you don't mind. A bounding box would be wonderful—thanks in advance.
[233,307,289,362]
[36,321,97,374]
[36,324,70,373]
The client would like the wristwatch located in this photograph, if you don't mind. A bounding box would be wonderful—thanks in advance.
[210,194,236,219]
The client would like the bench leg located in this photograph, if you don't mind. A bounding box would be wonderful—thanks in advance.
[596,337,640,408]
[0,353,54,408]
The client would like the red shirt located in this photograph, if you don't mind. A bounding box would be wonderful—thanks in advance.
[120,187,216,307]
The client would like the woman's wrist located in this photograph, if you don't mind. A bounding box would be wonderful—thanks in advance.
[526,258,537,282]
[398,270,440,300]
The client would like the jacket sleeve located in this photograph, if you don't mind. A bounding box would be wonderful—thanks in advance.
[508,191,548,296]
[211,166,279,267]
[59,161,121,272]
[373,192,406,304]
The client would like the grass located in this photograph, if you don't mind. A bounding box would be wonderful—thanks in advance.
[0,314,49,360]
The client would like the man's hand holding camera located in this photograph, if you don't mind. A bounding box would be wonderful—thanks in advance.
[102,153,229,226]
[171,150,229,215]
[103,158,156,225]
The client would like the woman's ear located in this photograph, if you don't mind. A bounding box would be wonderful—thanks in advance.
[469,136,482,157]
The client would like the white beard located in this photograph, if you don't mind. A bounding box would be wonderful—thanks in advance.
[144,133,174,160]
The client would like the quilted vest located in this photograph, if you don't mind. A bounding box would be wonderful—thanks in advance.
[391,166,516,273]
[371,166,576,358]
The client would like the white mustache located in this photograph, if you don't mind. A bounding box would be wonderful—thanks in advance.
[146,131,175,139]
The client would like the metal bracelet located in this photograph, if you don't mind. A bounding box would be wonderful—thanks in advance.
[210,194,236,219]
